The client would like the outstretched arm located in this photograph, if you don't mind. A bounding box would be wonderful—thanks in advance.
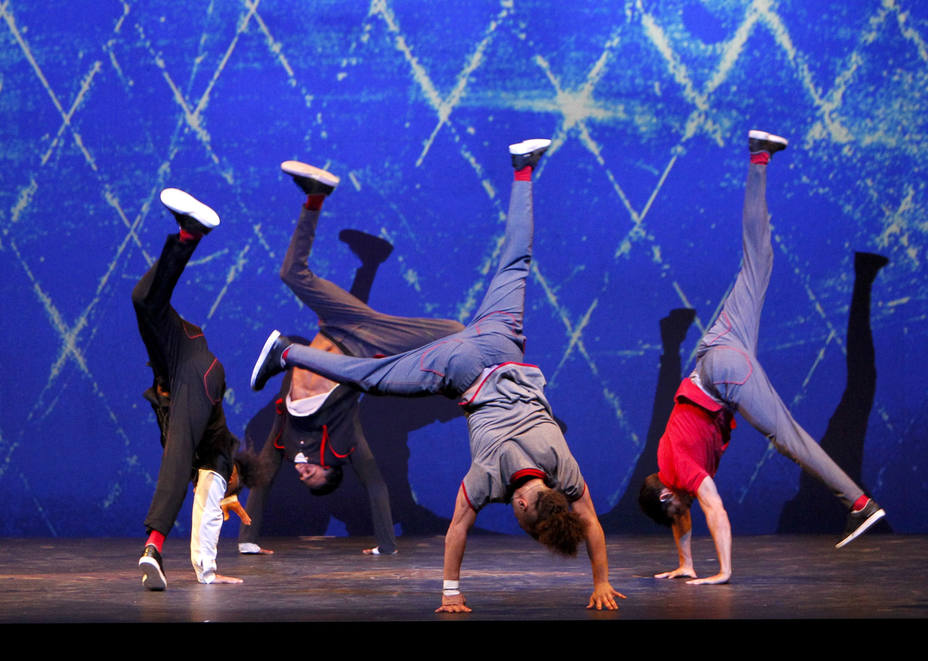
[572,486,626,610]
[238,416,284,555]
[689,476,731,585]
[655,508,696,579]
[350,432,398,555]
[191,469,243,584]
[435,484,477,613]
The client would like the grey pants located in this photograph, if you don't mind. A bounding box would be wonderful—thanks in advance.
[694,164,863,508]
[281,205,464,358]
[283,179,534,398]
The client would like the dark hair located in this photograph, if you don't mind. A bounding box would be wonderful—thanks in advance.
[308,464,343,497]
[232,446,274,494]
[530,489,585,557]
[639,473,674,527]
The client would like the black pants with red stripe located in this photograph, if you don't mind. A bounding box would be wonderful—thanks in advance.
[133,233,237,537]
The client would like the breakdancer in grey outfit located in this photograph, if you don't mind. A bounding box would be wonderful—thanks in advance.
[239,161,464,556]
[251,139,624,612]
[638,131,885,585]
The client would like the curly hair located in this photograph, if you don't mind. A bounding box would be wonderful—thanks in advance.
[530,489,585,557]
[232,446,274,493]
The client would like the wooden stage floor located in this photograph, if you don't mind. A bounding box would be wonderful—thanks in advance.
[0,534,925,623]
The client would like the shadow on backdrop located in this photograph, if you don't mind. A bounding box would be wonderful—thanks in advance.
[599,308,697,534]
[777,252,892,533]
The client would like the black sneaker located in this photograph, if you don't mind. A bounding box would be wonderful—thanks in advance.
[339,229,394,266]
[835,499,886,548]
[139,544,167,591]
[251,330,290,391]
[509,139,551,170]
[748,130,788,158]
[160,188,220,235]
[281,161,340,196]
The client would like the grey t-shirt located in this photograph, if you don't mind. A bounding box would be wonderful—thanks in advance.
[460,363,584,511]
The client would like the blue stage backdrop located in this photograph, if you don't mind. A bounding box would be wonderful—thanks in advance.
[1,0,926,540]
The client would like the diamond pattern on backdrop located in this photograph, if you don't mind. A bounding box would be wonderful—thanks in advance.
[1,0,926,536]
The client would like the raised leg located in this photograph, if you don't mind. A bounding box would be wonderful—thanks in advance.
[132,234,199,383]
[279,162,463,358]
[696,162,772,356]
[698,351,864,508]
[252,140,551,396]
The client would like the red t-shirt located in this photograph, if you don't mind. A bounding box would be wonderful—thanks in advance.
[657,377,735,496]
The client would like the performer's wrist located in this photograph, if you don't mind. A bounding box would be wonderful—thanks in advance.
[442,579,461,597]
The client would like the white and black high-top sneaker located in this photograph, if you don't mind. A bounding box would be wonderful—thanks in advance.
[138,544,167,591]
[748,130,788,158]
[280,161,340,196]
[251,330,291,391]
[160,188,220,235]
[835,498,886,548]
[509,138,552,170]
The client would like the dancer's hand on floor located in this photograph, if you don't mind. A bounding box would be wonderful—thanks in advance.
[587,582,626,610]
[654,565,696,580]
[212,574,244,584]
[435,592,471,613]
[687,572,730,585]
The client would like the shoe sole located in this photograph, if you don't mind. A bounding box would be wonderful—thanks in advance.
[251,330,282,390]
[835,507,885,548]
[509,138,552,155]
[280,161,340,188]
[160,188,220,229]
[139,556,167,591]
[748,130,788,147]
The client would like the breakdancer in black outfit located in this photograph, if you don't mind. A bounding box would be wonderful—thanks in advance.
[133,188,262,590]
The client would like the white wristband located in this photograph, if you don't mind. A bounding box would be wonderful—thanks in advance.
[442,579,460,597]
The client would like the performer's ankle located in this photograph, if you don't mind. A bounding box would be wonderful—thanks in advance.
[514,166,532,181]
[750,152,770,166]
[304,194,326,211]
[178,228,202,243]
[851,494,870,512]
[145,530,165,553]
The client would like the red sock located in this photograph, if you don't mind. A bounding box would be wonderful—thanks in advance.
[281,347,290,364]
[514,166,532,181]
[852,495,869,512]
[146,530,165,552]
[178,228,201,243]
[750,152,770,166]
[304,194,326,211]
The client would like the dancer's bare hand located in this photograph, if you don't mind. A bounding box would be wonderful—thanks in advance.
[655,566,697,580]
[221,497,251,526]
[212,574,244,584]
[435,593,471,613]
[587,582,626,610]
[687,572,730,585]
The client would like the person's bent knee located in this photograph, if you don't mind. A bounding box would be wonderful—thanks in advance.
[279,262,317,290]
